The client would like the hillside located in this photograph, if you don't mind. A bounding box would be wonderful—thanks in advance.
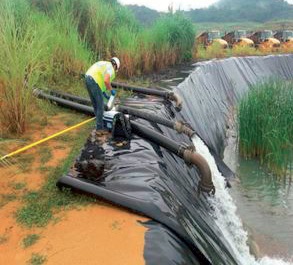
[126,5,160,26]
[186,0,293,23]
[127,0,293,25]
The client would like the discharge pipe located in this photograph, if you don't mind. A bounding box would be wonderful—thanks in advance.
[112,82,183,111]
[117,105,196,139]
[130,121,215,194]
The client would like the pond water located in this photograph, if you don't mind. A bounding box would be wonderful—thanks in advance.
[230,158,293,259]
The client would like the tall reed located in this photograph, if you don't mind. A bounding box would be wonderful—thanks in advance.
[1,0,196,134]
[238,80,292,177]
[0,0,52,134]
[45,0,93,81]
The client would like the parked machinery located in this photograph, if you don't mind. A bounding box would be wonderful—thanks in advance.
[249,30,280,52]
[196,31,228,49]
[274,30,293,50]
[222,30,254,48]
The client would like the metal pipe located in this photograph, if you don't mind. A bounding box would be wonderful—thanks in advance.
[112,82,183,111]
[130,121,215,194]
[117,106,195,138]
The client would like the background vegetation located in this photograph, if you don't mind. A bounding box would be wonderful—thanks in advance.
[0,0,292,135]
[238,80,292,177]
[0,0,194,134]
[128,0,293,25]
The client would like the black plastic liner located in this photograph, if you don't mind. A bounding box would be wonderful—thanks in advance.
[143,220,202,265]
[58,129,236,264]
[57,55,293,265]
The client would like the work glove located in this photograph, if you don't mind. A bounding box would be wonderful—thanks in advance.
[111,89,116,96]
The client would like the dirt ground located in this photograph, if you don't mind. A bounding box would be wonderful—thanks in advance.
[0,113,148,265]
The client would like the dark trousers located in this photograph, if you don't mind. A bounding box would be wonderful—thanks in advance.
[85,75,104,130]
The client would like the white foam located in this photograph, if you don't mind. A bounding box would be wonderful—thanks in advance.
[192,136,293,265]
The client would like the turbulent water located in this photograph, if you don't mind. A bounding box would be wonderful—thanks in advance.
[193,136,292,265]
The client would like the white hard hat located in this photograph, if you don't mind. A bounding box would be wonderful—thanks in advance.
[111,57,120,70]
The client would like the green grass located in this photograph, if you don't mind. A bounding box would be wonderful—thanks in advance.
[231,45,261,57]
[18,154,35,173]
[22,234,40,248]
[195,42,272,60]
[16,122,97,228]
[10,182,27,190]
[39,147,52,165]
[238,80,293,177]
[0,194,18,208]
[196,43,229,60]
[27,253,46,265]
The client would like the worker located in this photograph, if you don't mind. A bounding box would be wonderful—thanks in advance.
[85,57,120,136]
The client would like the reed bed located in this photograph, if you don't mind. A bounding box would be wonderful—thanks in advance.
[238,80,292,177]
[0,0,195,135]
[0,0,52,134]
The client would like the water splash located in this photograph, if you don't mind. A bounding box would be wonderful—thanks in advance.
[192,136,293,265]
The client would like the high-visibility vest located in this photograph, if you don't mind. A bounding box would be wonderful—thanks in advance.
[86,61,116,92]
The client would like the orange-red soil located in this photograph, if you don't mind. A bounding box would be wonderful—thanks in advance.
[0,113,148,265]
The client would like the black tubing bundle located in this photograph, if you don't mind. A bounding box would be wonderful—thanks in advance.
[33,89,95,115]
[33,89,107,113]
[112,82,183,111]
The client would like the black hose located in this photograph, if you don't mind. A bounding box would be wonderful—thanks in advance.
[49,90,91,106]
[112,82,183,111]
[118,105,196,138]
[33,89,107,112]
[131,120,180,155]
[112,82,167,96]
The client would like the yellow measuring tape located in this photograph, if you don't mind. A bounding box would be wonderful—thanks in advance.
[0,117,95,161]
